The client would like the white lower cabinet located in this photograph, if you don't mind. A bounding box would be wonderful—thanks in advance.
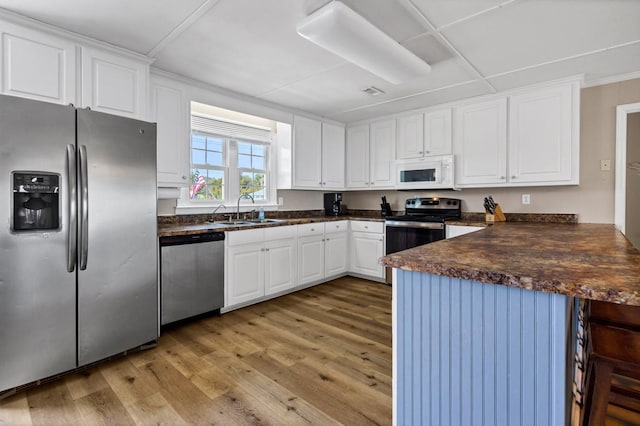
[446,225,485,239]
[227,243,264,305]
[325,229,348,276]
[263,227,296,296]
[298,221,349,286]
[349,221,385,280]
[225,226,296,309]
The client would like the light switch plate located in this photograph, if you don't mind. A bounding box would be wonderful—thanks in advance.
[522,194,531,205]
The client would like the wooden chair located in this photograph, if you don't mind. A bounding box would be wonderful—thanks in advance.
[582,301,640,425]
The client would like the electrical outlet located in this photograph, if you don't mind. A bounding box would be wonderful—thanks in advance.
[600,159,611,171]
[522,194,531,205]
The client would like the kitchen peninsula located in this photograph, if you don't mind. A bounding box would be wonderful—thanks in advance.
[381,222,640,426]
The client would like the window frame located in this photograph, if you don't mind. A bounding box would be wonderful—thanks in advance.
[177,126,277,213]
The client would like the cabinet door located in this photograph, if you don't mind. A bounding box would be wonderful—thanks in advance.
[1,23,76,105]
[150,81,188,187]
[227,244,264,306]
[370,119,396,188]
[509,84,576,184]
[321,122,345,189]
[297,235,325,285]
[325,231,348,277]
[346,124,370,188]
[424,108,452,156]
[454,98,507,186]
[350,232,384,278]
[264,238,296,296]
[396,114,424,159]
[445,225,484,239]
[81,47,148,119]
[293,115,322,189]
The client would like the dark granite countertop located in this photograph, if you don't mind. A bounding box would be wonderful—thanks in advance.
[380,222,640,306]
[158,216,383,237]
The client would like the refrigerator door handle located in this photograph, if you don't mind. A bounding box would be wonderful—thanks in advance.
[79,144,89,270]
[66,144,77,273]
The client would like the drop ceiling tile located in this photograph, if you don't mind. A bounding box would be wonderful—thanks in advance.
[487,42,640,91]
[0,0,206,53]
[408,0,509,28]
[330,81,491,123]
[342,0,426,42]
[258,52,477,119]
[153,0,347,96]
[442,0,640,77]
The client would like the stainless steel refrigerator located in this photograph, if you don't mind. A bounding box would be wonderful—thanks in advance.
[0,95,158,393]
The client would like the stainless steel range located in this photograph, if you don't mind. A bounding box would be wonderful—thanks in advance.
[385,197,462,256]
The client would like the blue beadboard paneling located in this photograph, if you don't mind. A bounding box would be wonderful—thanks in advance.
[394,270,571,426]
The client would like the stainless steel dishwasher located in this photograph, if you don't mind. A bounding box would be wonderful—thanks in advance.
[159,232,225,325]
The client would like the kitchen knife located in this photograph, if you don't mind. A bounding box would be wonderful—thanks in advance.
[483,197,494,214]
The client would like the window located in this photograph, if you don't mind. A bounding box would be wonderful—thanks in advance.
[190,133,225,200]
[238,141,267,200]
[184,109,275,208]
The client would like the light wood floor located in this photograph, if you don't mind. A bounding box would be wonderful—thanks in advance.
[0,277,392,425]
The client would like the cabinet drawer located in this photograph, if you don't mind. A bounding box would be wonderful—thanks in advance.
[264,225,296,241]
[324,220,349,233]
[297,223,324,237]
[226,228,265,246]
[350,221,383,234]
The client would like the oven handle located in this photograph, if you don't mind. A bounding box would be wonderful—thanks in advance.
[385,220,444,230]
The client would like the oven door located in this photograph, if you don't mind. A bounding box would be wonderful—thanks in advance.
[385,221,445,284]
[385,221,445,255]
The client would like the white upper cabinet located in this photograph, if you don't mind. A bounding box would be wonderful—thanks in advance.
[321,122,345,189]
[369,119,396,188]
[1,22,76,105]
[292,115,345,190]
[424,108,452,156]
[396,113,424,159]
[81,47,148,120]
[150,75,189,188]
[508,83,578,185]
[346,119,395,189]
[397,109,451,160]
[293,115,322,188]
[0,17,149,121]
[454,81,579,188]
[346,124,370,188]
[454,98,508,186]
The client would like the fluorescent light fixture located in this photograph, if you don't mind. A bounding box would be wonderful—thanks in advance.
[296,1,431,84]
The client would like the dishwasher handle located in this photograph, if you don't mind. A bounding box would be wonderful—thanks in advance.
[160,232,225,246]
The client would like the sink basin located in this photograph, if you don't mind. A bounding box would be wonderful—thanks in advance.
[216,220,252,226]
[246,219,286,223]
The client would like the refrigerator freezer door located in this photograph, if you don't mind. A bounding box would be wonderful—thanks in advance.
[0,96,77,391]
[76,109,158,366]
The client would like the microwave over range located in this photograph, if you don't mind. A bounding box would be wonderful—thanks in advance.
[395,154,455,190]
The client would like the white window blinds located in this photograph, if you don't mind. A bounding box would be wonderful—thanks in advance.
[191,114,272,143]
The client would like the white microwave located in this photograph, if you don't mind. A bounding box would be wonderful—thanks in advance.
[395,155,455,190]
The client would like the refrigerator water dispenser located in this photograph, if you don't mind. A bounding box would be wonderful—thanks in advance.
[12,172,60,231]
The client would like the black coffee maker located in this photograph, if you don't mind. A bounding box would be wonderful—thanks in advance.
[324,193,344,216]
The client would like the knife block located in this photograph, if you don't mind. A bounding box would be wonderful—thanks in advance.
[485,204,506,222]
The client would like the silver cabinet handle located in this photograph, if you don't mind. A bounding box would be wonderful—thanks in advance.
[182,175,187,180]
[500,176,506,180]
[265,248,270,252]
[511,175,517,179]
[79,145,89,270]
[325,238,330,241]
[66,144,77,273]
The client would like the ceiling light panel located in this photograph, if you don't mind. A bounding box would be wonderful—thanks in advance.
[296,1,431,84]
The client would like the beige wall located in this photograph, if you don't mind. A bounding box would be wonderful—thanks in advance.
[343,78,640,224]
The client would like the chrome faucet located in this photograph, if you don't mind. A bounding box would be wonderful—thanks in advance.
[209,204,226,222]
[237,194,254,220]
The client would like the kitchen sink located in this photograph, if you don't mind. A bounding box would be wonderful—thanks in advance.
[246,218,286,224]
[216,220,252,226]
